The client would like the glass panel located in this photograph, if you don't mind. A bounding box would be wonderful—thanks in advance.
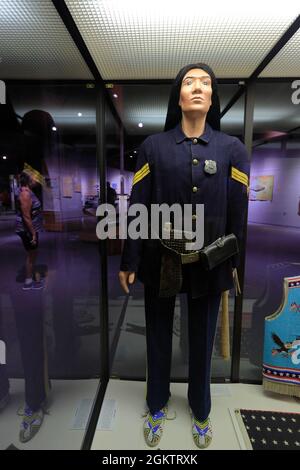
[240,81,300,381]
[109,83,243,380]
[104,103,124,360]
[212,87,245,379]
[107,84,168,379]
[0,83,100,449]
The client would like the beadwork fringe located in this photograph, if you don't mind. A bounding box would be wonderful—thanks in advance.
[263,378,300,398]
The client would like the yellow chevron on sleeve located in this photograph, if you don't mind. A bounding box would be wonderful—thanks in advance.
[133,167,150,186]
[231,167,249,187]
[133,163,150,182]
[132,163,150,186]
[232,174,248,187]
[133,167,149,185]
[232,171,248,185]
[24,162,45,186]
[232,167,248,184]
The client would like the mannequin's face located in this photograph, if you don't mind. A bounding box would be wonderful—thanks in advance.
[179,68,212,116]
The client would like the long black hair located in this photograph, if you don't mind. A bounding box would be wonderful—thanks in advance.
[19,172,31,187]
[164,63,220,132]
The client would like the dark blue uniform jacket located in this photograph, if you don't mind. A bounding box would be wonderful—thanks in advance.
[120,122,250,298]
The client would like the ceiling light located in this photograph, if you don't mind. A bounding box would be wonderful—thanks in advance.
[138,122,143,128]
[78,112,82,117]
[52,126,57,131]
[2,156,7,160]
[113,93,118,98]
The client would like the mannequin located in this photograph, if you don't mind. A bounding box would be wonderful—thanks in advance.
[119,63,250,448]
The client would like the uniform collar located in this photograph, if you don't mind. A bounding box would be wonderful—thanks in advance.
[173,121,213,144]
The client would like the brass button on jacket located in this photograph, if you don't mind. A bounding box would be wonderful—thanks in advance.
[192,138,198,145]
[192,186,198,193]
[192,158,198,165]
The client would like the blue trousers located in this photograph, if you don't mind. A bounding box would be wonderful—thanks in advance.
[9,288,49,412]
[144,284,221,421]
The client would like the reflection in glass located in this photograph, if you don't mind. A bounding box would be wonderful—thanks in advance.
[0,84,100,449]
[241,82,300,380]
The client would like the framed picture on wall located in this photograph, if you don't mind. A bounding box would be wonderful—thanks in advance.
[62,176,73,198]
[249,175,274,201]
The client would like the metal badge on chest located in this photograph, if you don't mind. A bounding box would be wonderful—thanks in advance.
[204,160,217,174]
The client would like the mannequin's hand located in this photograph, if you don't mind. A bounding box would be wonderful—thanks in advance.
[119,271,136,294]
